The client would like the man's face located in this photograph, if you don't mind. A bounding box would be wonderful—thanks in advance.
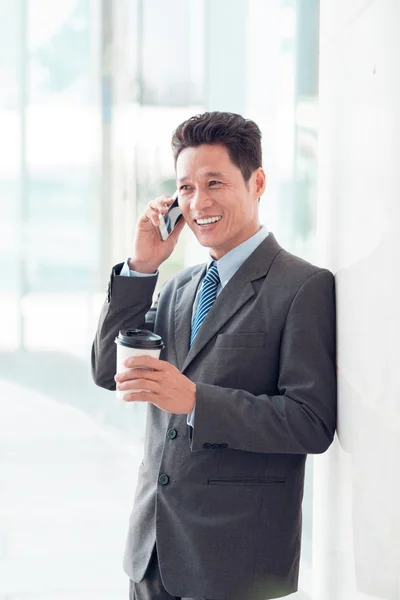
[176,144,266,260]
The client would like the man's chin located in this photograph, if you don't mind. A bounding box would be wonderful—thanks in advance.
[193,231,220,249]
[193,235,230,260]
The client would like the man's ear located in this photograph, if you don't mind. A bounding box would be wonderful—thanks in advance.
[254,168,266,198]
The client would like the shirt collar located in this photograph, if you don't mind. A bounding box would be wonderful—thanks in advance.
[207,225,269,288]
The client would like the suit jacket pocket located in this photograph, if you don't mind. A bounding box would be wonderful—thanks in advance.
[207,476,285,486]
[215,332,265,348]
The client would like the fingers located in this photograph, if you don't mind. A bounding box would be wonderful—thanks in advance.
[115,358,167,389]
[150,195,175,211]
[119,377,160,394]
[121,355,165,371]
[115,366,162,386]
[122,390,158,403]
[144,195,175,227]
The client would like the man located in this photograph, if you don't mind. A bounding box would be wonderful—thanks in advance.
[92,111,337,600]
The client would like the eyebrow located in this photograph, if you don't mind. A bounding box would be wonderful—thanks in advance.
[178,171,226,184]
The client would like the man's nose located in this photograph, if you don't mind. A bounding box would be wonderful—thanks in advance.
[190,188,213,212]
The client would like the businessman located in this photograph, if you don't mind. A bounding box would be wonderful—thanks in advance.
[91,111,337,600]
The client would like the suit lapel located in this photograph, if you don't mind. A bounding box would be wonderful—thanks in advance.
[181,233,282,374]
[174,265,206,370]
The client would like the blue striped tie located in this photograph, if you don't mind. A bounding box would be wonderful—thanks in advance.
[190,261,220,346]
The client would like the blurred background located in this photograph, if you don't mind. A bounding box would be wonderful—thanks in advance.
[1,0,399,599]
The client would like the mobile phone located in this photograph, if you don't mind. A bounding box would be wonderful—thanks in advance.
[157,191,183,241]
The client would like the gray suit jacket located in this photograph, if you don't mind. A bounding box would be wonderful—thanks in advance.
[91,233,337,600]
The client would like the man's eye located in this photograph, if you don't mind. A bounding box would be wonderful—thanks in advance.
[209,180,221,186]
[180,185,191,191]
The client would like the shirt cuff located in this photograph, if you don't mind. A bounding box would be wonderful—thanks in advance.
[187,404,196,428]
[120,259,158,278]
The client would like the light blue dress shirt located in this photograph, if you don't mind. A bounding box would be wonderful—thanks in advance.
[120,225,270,426]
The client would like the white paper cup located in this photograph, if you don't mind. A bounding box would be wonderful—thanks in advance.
[115,329,164,401]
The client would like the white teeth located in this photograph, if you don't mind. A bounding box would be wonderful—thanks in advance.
[196,216,222,225]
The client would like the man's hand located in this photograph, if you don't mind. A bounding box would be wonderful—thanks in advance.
[114,355,196,414]
[129,195,186,274]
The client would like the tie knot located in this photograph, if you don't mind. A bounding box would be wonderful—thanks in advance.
[205,261,220,285]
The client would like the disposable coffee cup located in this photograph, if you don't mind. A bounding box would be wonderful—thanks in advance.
[114,329,165,401]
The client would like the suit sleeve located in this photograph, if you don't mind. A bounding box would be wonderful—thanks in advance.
[190,269,337,455]
[91,265,158,390]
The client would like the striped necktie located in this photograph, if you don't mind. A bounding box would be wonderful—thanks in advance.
[190,261,220,346]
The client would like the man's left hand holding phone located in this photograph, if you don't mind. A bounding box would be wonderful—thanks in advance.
[128,190,185,275]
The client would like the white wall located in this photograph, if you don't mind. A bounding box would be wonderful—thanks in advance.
[316,0,400,598]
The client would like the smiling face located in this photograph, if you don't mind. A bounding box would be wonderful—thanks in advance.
[176,144,266,260]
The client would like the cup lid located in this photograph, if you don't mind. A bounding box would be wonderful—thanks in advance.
[115,329,164,349]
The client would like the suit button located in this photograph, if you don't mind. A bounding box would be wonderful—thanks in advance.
[167,428,177,440]
[202,443,212,449]
[158,474,170,486]
[211,444,220,449]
